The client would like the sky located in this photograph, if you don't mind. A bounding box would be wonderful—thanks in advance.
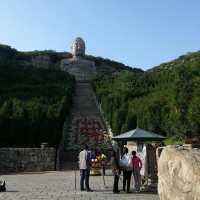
[0,0,200,70]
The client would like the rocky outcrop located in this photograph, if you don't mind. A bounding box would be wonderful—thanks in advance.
[31,55,51,68]
[158,145,200,200]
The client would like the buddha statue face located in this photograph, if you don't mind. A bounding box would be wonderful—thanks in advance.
[71,37,85,57]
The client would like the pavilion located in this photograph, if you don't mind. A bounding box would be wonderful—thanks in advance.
[112,128,166,142]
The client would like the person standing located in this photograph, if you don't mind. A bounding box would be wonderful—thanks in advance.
[132,150,142,192]
[121,147,132,193]
[79,144,92,192]
[110,150,120,193]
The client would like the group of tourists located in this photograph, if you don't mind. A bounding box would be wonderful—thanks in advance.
[111,147,142,193]
[78,145,142,194]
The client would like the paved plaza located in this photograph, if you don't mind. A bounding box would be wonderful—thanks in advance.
[0,170,159,200]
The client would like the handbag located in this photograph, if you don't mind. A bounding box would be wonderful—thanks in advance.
[120,154,132,170]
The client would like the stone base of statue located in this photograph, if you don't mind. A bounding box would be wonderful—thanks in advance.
[60,57,96,81]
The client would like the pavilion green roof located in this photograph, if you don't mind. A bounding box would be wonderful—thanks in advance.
[112,128,166,142]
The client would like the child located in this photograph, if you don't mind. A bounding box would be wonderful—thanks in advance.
[132,151,142,192]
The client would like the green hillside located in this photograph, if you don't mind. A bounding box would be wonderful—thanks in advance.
[93,51,200,143]
[1,43,200,146]
[0,45,74,147]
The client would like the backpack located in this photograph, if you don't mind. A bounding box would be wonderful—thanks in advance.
[0,180,6,192]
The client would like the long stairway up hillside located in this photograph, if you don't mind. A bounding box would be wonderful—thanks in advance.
[60,81,110,167]
[71,81,102,116]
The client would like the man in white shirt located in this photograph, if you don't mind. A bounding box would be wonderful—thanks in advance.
[121,147,132,193]
[79,144,92,192]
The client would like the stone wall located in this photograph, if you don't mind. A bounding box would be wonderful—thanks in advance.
[0,148,56,173]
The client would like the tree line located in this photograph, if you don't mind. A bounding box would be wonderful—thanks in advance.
[0,62,74,147]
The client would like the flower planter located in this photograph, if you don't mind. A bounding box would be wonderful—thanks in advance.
[91,160,101,176]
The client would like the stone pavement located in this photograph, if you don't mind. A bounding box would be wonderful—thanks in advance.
[0,171,159,200]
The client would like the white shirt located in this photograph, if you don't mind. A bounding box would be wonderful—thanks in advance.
[79,149,89,170]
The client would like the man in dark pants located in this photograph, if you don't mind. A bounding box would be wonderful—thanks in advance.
[79,145,92,192]
[123,170,132,192]
[121,147,132,193]
[80,169,90,191]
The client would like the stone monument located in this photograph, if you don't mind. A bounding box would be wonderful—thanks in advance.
[59,38,109,166]
[60,37,96,81]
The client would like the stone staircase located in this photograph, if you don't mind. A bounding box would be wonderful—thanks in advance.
[59,80,109,169]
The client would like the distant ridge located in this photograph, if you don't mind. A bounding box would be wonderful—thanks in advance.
[148,51,200,72]
[0,43,142,73]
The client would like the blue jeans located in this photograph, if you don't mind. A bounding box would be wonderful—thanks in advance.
[80,169,90,190]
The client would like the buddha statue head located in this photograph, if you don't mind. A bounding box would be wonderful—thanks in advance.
[71,37,85,58]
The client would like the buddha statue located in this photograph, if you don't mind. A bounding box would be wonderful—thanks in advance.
[60,37,96,81]
[71,37,85,58]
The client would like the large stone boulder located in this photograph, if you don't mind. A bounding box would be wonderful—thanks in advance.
[158,145,200,200]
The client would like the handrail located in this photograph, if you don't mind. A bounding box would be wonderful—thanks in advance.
[91,86,113,139]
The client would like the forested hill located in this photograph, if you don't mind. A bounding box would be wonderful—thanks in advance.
[0,44,75,147]
[1,43,200,146]
[149,51,200,72]
[93,51,200,143]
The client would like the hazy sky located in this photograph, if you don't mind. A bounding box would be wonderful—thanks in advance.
[1,0,200,70]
